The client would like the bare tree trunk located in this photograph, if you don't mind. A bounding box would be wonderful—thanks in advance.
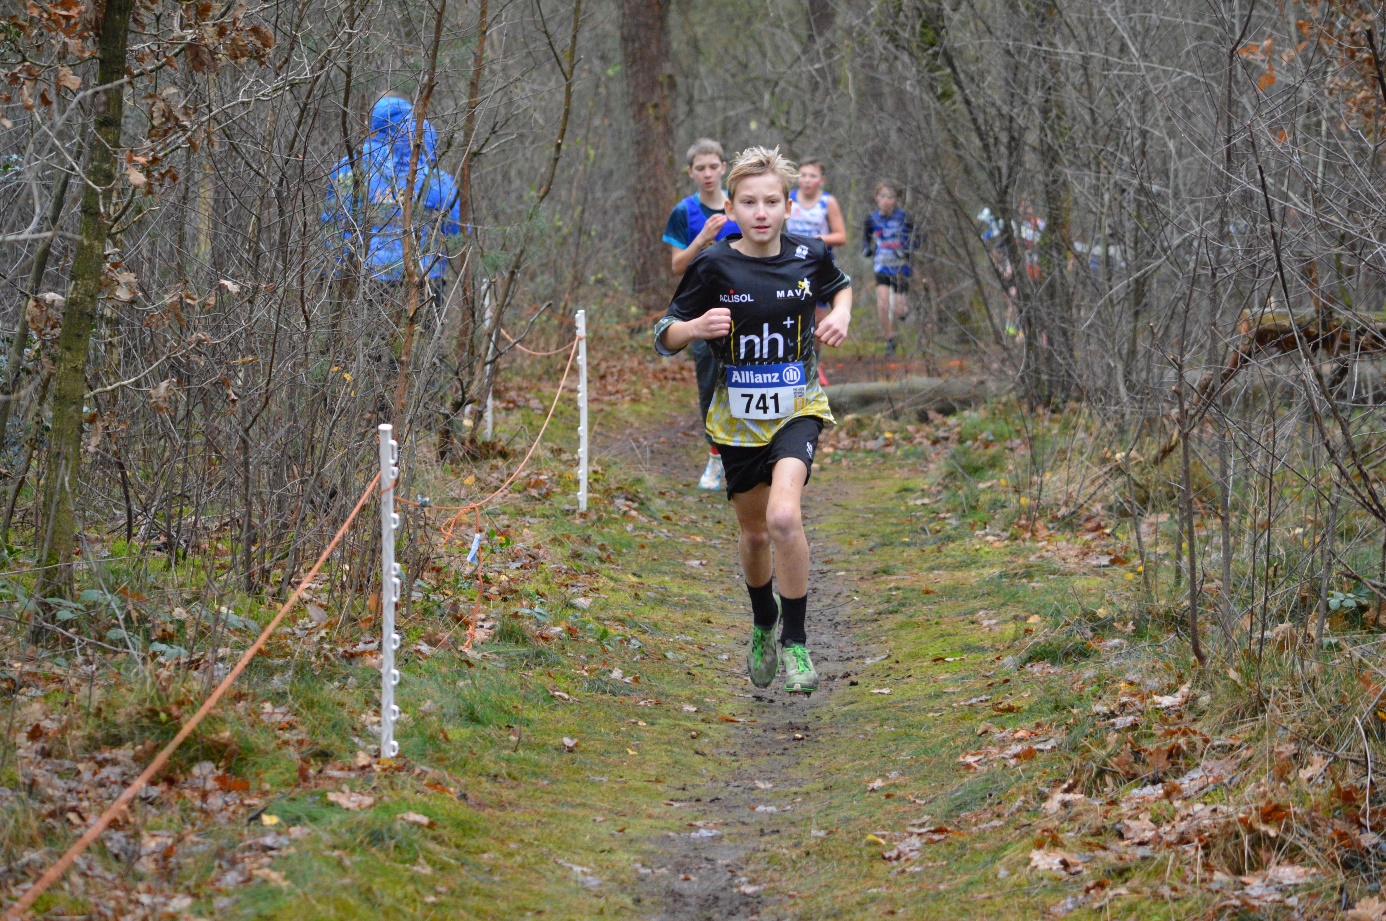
[619,0,676,309]
[461,0,583,446]
[440,0,490,459]
[0,169,72,445]
[392,0,449,426]
[32,0,134,615]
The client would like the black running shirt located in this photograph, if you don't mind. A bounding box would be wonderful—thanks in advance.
[654,233,850,447]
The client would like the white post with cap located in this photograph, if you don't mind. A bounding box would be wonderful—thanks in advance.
[377,424,402,758]
[576,309,588,512]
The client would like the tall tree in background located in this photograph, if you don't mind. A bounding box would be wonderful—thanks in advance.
[619,0,676,308]
[32,0,135,610]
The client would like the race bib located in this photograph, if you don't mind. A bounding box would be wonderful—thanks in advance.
[727,362,807,420]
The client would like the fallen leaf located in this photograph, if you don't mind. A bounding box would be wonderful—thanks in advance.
[1151,684,1190,709]
[259,813,281,826]
[872,688,892,695]
[1348,897,1386,921]
[1030,848,1085,875]
[1298,753,1330,784]
[718,715,747,723]
[398,811,436,827]
[326,789,375,810]
[867,778,887,792]
[562,737,579,752]
[252,867,290,888]
[1042,781,1087,815]
[684,559,707,567]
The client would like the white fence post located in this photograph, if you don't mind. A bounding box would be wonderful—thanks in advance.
[377,424,402,759]
[576,309,588,513]
[482,279,495,441]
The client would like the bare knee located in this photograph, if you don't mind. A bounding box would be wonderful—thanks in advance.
[741,526,772,553]
[765,504,802,543]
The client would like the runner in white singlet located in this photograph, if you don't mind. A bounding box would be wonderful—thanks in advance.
[787,159,846,386]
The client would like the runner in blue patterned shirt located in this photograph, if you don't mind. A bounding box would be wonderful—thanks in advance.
[861,182,921,357]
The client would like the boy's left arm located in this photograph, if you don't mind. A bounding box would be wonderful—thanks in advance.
[816,286,851,347]
[814,246,852,347]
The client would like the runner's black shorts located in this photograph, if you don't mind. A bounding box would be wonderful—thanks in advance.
[874,272,910,293]
[715,416,824,499]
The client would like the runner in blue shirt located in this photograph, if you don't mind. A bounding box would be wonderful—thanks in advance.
[861,182,920,357]
[663,139,741,490]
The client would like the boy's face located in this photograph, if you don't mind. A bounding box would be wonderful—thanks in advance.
[876,187,897,212]
[688,154,726,194]
[797,165,823,196]
[727,173,788,245]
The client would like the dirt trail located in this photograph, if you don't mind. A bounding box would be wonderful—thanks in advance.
[601,413,873,921]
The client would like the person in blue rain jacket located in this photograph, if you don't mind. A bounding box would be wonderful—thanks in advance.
[323,94,462,289]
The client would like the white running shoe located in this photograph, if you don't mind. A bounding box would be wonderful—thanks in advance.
[698,454,724,490]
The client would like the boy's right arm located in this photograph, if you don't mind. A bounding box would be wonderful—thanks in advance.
[658,309,732,352]
[654,256,730,354]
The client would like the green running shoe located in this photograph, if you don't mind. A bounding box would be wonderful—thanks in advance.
[780,644,818,694]
[746,601,781,689]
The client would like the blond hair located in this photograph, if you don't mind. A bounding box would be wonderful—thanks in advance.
[726,146,798,199]
[685,138,725,166]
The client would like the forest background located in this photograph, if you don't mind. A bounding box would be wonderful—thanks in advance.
[6,0,1386,915]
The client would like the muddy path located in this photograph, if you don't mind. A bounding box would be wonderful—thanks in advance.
[602,411,874,920]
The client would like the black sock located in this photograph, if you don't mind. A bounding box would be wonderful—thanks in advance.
[779,594,807,647]
[747,581,778,630]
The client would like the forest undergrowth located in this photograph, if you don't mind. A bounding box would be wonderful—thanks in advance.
[1,323,1385,919]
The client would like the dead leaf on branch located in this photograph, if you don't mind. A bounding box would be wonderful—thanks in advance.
[25,292,64,340]
[149,378,178,414]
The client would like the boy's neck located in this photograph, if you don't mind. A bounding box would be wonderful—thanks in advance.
[879,206,896,217]
[731,234,782,259]
[698,188,726,209]
[797,189,821,207]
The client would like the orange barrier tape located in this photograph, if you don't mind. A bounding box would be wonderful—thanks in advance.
[4,471,383,921]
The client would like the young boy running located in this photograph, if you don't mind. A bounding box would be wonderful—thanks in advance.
[861,182,919,357]
[786,157,847,386]
[663,139,741,491]
[655,147,852,694]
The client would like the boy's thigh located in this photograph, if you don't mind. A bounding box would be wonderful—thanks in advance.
[719,416,822,502]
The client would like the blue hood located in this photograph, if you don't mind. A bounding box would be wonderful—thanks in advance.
[371,96,438,172]
[371,96,414,136]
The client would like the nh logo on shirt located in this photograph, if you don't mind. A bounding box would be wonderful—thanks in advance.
[738,322,790,360]
[775,278,812,300]
[794,245,809,259]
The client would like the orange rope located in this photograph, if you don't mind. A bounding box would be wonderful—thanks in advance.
[391,335,581,652]
[500,327,575,357]
[4,472,383,921]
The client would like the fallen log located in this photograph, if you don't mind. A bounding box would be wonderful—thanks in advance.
[825,376,998,419]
